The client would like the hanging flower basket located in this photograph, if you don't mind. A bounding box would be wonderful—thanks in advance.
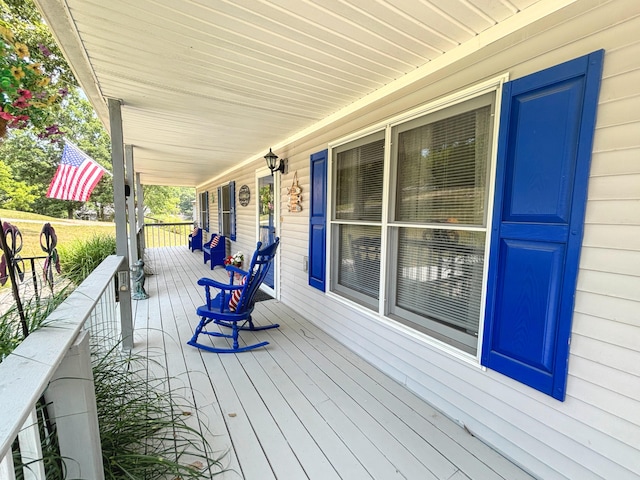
[0,23,67,141]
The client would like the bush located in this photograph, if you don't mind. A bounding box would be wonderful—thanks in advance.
[58,234,116,285]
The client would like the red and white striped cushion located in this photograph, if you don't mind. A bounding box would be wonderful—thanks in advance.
[191,227,199,236]
[228,275,247,312]
[209,235,220,247]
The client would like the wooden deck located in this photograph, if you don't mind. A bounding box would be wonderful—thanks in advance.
[133,246,535,480]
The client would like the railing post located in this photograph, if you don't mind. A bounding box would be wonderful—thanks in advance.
[0,452,16,480]
[17,408,45,479]
[45,330,104,480]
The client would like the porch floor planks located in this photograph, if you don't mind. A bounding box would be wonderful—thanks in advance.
[137,246,535,480]
[254,303,455,480]
[259,301,531,480]
[246,306,445,480]
[135,248,241,477]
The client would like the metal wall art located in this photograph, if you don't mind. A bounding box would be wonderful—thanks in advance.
[287,171,302,212]
[238,184,250,207]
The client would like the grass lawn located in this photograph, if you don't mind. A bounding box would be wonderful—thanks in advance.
[0,209,115,258]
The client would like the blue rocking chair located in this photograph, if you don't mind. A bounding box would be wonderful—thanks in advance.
[188,238,280,353]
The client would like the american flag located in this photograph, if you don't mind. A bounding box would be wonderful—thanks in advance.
[46,141,107,201]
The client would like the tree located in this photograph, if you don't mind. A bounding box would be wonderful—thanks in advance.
[0,88,113,218]
[143,185,181,217]
[0,158,36,209]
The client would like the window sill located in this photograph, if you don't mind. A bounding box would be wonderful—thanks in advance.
[325,290,484,369]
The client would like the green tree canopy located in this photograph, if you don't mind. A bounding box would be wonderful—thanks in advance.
[0,158,36,209]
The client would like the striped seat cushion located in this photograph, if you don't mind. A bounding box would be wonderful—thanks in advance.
[228,275,247,312]
[209,235,220,247]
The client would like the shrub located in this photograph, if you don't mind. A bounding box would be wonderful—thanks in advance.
[58,234,116,285]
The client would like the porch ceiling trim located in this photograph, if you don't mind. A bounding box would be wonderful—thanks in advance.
[33,0,578,187]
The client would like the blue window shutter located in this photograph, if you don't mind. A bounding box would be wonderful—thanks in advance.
[230,181,236,241]
[309,149,328,291]
[217,186,222,234]
[482,51,604,401]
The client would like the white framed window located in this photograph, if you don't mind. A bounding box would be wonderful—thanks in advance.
[217,181,236,240]
[198,191,209,231]
[329,89,497,354]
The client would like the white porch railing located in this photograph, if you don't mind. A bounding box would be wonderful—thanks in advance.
[0,255,126,480]
[143,221,193,248]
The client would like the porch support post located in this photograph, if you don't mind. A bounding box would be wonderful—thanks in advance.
[136,172,145,258]
[46,331,104,480]
[125,145,138,265]
[108,98,134,351]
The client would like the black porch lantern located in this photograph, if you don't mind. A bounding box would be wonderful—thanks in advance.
[264,148,287,176]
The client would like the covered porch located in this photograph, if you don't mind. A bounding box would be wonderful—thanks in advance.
[138,245,534,480]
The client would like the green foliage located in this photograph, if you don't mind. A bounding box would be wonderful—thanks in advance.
[144,186,195,216]
[58,235,116,285]
[0,158,36,209]
[179,188,196,216]
[0,89,113,218]
[143,185,180,216]
[94,348,222,479]
[0,0,77,88]
[0,287,70,362]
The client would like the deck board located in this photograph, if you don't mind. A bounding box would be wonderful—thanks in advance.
[132,246,535,480]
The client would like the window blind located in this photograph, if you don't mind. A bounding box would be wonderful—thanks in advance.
[396,104,491,226]
[337,224,381,301]
[395,227,484,335]
[335,138,384,222]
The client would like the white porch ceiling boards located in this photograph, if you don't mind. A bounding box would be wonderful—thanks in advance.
[36,0,547,186]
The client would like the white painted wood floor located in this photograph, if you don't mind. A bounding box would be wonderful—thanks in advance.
[132,246,535,480]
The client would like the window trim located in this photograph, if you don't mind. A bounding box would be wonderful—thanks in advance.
[217,181,236,241]
[198,191,209,232]
[326,75,508,362]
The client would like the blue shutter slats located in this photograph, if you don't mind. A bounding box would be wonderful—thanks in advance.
[482,50,604,400]
[309,149,328,291]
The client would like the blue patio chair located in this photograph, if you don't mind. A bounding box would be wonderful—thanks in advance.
[188,238,280,353]
[188,226,202,252]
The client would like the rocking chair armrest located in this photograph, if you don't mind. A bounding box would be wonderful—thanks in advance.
[225,265,248,277]
[197,277,243,291]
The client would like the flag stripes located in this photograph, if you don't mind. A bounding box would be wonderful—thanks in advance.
[46,142,107,201]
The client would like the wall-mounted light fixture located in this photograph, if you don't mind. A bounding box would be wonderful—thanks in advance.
[264,148,287,176]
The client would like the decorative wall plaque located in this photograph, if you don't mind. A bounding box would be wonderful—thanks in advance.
[287,171,302,212]
[238,184,250,207]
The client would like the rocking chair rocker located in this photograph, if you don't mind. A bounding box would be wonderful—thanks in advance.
[188,238,280,353]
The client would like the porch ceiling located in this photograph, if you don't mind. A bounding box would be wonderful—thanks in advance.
[36,0,553,187]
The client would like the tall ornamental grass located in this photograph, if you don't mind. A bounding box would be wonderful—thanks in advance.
[58,234,117,285]
[3,234,223,478]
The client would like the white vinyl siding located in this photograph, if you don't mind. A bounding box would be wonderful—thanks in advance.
[199,2,640,478]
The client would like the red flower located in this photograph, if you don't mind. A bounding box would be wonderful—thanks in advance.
[12,96,30,109]
[17,89,32,99]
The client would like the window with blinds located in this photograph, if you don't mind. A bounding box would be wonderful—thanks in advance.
[334,135,385,222]
[331,132,384,309]
[390,93,494,352]
[329,90,496,352]
[220,183,231,235]
[199,191,209,231]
